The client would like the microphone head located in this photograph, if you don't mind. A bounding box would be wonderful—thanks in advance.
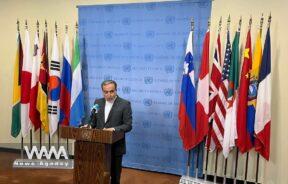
[91,104,100,112]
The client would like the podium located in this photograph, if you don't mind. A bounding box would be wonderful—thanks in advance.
[60,126,124,184]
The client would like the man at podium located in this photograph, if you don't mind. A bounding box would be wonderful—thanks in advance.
[90,80,132,184]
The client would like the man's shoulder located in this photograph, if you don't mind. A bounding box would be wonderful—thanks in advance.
[117,96,130,104]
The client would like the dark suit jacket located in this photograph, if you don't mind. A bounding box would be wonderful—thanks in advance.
[90,96,132,156]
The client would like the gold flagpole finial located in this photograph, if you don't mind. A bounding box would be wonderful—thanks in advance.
[227,14,231,31]
[249,16,252,30]
[190,17,194,32]
[25,20,28,30]
[45,20,48,33]
[260,13,264,35]
[76,22,78,34]
[65,25,68,34]
[218,16,222,33]
[268,13,272,29]
[17,19,20,33]
[55,21,58,36]
[208,17,211,30]
[238,16,242,32]
[36,20,40,37]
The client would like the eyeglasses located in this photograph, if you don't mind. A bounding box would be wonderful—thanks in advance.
[103,90,115,94]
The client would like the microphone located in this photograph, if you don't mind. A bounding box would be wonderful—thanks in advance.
[89,104,100,128]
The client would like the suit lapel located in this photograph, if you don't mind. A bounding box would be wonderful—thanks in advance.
[97,99,105,127]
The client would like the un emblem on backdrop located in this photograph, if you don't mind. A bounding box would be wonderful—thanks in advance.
[163,111,173,119]
[166,41,176,50]
[142,120,152,128]
[165,15,175,24]
[104,31,113,39]
[144,76,153,84]
[123,42,132,50]
[122,64,131,72]
[164,88,173,96]
[122,86,131,94]
[104,75,112,80]
[122,17,131,25]
[143,99,153,106]
[145,31,155,38]
[164,65,174,73]
[104,53,113,61]
[144,54,154,62]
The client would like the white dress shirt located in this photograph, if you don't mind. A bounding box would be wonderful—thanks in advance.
[104,97,116,123]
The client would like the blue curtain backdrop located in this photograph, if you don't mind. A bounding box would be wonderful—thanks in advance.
[78,0,211,176]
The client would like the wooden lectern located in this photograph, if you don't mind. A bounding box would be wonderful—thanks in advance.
[60,126,124,184]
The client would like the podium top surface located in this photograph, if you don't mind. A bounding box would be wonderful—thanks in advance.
[60,126,124,144]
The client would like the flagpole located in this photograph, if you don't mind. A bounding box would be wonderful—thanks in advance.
[255,14,265,184]
[223,15,230,184]
[213,151,219,183]
[185,17,194,178]
[25,20,33,151]
[243,17,252,184]
[17,19,24,159]
[36,20,43,149]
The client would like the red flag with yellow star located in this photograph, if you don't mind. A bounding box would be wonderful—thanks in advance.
[236,29,253,153]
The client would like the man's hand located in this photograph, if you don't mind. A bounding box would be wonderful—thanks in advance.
[80,124,90,128]
[103,128,115,132]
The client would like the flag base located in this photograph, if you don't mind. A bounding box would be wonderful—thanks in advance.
[179,176,216,184]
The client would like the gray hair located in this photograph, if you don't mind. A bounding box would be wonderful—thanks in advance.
[101,80,117,90]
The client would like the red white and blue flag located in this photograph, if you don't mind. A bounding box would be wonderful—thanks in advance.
[255,27,271,161]
[59,33,72,126]
[206,33,222,151]
[178,31,197,150]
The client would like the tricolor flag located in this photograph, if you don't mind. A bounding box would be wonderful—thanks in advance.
[48,32,61,136]
[178,31,197,150]
[196,30,210,145]
[213,31,232,150]
[255,27,271,161]
[37,31,49,133]
[29,32,41,131]
[59,33,72,126]
[21,28,32,137]
[11,32,23,137]
[206,33,222,151]
[222,31,240,158]
[236,29,253,153]
[247,30,262,145]
[70,31,84,127]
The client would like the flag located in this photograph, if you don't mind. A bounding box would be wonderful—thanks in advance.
[29,32,41,130]
[37,31,49,133]
[255,27,271,161]
[11,33,23,137]
[247,31,262,146]
[222,31,240,158]
[206,33,222,151]
[236,29,253,153]
[21,29,32,137]
[48,32,61,136]
[213,31,232,150]
[59,33,72,126]
[178,31,197,150]
[70,32,84,127]
[195,30,210,145]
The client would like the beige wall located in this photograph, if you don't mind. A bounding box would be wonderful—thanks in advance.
[0,0,287,183]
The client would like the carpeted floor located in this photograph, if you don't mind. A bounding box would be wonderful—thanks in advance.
[0,151,180,184]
